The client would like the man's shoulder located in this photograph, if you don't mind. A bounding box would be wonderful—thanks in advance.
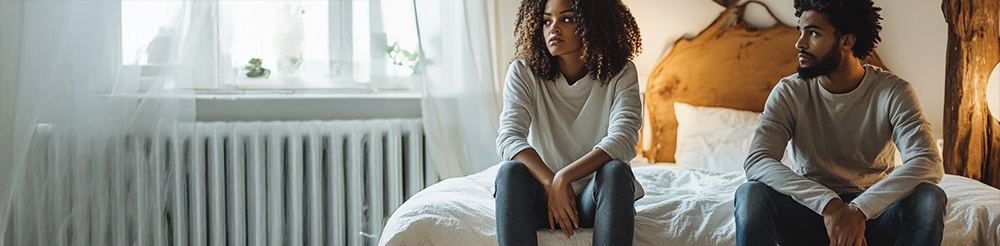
[863,64,914,97]
[773,73,810,95]
[865,64,909,87]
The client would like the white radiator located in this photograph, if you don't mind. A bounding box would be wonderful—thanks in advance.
[11,119,435,246]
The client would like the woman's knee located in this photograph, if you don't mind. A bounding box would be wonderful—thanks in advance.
[597,160,632,179]
[497,161,530,183]
[592,160,634,193]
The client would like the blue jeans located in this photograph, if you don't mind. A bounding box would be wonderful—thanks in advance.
[494,160,636,246]
[734,181,946,246]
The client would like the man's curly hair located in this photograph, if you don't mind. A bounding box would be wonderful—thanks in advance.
[794,0,882,60]
[513,0,641,85]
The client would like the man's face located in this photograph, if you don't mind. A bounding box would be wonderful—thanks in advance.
[795,11,844,79]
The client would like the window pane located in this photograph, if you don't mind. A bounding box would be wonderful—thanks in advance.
[121,1,183,65]
[381,0,419,78]
[122,0,423,91]
[219,1,330,88]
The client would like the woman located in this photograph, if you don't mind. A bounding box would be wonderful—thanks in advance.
[494,0,643,245]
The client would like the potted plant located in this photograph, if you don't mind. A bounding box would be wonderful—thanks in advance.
[243,58,271,78]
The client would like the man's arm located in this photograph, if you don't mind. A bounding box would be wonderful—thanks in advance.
[849,82,943,219]
[822,199,868,246]
[744,81,842,215]
[747,81,869,244]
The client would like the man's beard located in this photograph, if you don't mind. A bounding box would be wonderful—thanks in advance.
[797,43,842,80]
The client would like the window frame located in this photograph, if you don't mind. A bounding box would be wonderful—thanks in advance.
[122,0,422,94]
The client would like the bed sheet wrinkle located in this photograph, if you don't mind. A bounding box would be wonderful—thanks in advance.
[631,165,741,245]
[937,175,1000,245]
[379,167,500,246]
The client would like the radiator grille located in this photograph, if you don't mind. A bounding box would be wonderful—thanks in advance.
[9,119,434,246]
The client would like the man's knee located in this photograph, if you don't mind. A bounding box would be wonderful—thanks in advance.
[736,181,773,200]
[906,183,947,213]
[734,181,779,227]
[735,181,777,210]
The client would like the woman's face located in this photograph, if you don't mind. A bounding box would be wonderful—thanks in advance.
[543,0,583,59]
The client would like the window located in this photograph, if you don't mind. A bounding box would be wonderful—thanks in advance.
[121,0,421,92]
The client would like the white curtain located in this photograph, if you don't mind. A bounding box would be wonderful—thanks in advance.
[0,1,199,245]
[416,0,503,178]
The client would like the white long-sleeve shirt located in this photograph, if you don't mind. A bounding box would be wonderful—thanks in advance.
[745,64,944,219]
[496,59,644,200]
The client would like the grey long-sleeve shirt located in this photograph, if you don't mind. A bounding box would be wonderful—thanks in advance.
[744,64,943,219]
[496,59,644,200]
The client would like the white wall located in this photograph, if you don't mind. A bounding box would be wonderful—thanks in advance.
[493,0,519,89]
[492,0,949,138]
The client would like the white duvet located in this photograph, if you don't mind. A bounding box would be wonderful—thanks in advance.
[379,164,1000,246]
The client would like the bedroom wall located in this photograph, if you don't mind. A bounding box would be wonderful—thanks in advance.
[492,0,949,139]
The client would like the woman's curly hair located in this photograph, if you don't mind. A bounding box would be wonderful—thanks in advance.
[514,0,641,85]
[794,0,882,60]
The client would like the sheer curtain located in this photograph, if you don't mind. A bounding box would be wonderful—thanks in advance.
[416,0,504,178]
[0,1,199,245]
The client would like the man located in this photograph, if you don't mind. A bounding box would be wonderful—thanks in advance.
[735,0,946,246]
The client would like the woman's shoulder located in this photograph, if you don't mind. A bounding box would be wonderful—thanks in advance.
[505,59,539,90]
[607,61,638,85]
[508,59,530,72]
[507,59,536,80]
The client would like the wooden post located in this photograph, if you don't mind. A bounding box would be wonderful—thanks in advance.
[942,0,1000,188]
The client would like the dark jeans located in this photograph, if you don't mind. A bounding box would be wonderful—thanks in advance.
[734,181,946,246]
[494,160,636,246]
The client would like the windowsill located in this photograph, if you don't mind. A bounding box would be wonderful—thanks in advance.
[195,90,421,122]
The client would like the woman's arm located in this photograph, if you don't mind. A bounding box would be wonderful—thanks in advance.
[497,61,538,164]
[594,62,642,164]
[552,148,612,188]
[512,148,555,187]
[554,62,641,189]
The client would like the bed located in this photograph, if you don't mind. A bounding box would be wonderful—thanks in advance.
[378,160,999,245]
[378,2,1000,245]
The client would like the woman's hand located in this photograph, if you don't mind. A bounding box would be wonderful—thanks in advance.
[546,174,578,238]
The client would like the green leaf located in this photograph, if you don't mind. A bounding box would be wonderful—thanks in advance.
[404,50,418,61]
[248,58,262,67]
[386,42,400,54]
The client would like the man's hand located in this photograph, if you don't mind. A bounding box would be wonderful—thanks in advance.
[545,174,578,238]
[822,199,868,246]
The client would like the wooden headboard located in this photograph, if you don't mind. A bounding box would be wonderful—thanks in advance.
[640,2,887,162]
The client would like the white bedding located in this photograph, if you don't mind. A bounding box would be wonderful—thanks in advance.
[379,163,1000,246]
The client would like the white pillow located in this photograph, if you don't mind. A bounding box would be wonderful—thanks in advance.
[673,102,762,173]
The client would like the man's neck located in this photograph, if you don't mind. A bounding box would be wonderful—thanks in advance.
[818,57,866,94]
